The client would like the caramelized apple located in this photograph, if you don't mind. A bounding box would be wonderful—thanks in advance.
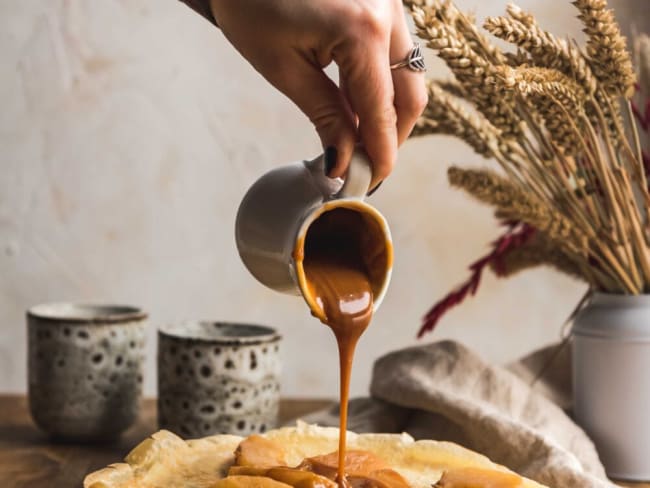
[226,467,337,488]
[229,466,274,477]
[235,435,288,467]
[266,467,338,488]
[213,475,292,488]
[436,467,523,488]
[299,450,389,479]
[367,469,410,488]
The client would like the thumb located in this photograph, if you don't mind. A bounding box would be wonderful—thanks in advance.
[270,58,357,178]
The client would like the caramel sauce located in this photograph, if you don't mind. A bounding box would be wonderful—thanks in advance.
[301,207,378,486]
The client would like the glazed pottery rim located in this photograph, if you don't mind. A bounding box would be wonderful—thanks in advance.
[27,302,147,324]
[294,198,393,321]
[159,321,281,345]
[590,291,650,306]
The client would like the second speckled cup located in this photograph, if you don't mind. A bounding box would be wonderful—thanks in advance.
[158,322,281,438]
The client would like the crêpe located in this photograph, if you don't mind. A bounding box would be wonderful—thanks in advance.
[84,422,547,488]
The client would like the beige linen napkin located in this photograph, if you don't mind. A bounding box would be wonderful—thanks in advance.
[302,340,615,488]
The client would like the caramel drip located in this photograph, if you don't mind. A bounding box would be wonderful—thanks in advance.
[304,256,372,486]
[301,208,375,487]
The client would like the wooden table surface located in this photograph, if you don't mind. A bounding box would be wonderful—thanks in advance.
[0,394,646,488]
[0,395,333,488]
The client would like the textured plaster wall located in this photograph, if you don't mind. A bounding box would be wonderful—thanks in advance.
[1,0,647,398]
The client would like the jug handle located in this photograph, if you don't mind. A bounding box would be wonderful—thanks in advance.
[336,148,373,199]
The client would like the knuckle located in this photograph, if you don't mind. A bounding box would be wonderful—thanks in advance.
[350,6,388,39]
[311,107,357,145]
[405,89,429,118]
[371,104,398,130]
[394,84,428,127]
[310,106,342,133]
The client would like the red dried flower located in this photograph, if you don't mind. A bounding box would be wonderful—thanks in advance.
[418,223,536,338]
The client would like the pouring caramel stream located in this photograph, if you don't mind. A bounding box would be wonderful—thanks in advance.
[301,208,376,486]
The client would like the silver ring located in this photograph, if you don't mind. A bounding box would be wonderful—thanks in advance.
[390,43,426,72]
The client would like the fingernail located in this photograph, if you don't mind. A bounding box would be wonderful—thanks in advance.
[324,146,337,176]
[367,181,383,197]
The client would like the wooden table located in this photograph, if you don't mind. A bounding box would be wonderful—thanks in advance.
[0,395,333,487]
[0,395,646,488]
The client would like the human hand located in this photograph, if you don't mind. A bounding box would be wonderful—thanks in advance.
[209,0,427,189]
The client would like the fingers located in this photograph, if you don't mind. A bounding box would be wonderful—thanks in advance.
[390,3,428,144]
[223,0,426,190]
[335,12,398,187]
[268,54,358,178]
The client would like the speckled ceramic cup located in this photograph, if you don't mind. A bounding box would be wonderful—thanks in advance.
[158,322,281,438]
[27,303,147,441]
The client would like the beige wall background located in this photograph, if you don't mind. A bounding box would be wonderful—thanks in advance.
[1,0,647,398]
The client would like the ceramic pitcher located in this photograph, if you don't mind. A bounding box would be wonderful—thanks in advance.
[235,149,393,318]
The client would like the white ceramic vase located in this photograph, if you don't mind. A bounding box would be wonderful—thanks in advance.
[572,292,650,481]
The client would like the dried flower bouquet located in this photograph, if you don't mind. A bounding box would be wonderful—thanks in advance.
[405,0,650,336]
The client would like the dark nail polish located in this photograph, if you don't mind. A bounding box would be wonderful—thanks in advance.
[367,181,383,197]
[324,146,337,176]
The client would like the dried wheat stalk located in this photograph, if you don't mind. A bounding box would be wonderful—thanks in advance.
[408,0,649,295]
[573,0,636,97]
[407,1,523,139]
[490,231,586,282]
[499,66,587,155]
[448,167,591,258]
[635,34,650,99]
[485,5,597,95]
[414,81,500,158]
